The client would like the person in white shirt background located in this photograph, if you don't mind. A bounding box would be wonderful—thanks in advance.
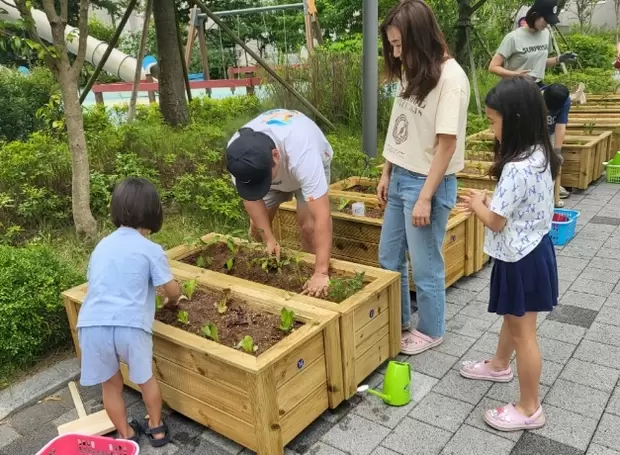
[226,109,334,297]
[457,76,561,432]
[376,0,470,355]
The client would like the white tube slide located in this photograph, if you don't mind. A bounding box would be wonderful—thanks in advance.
[0,0,145,82]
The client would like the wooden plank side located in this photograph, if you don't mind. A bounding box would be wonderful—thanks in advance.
[339,312,356,398]
[277,355,327,416]
[322,319,345,408]
[63,297,82,359]
[354,334,390,385]
[280,384,329,445]
[355,313,389,359]
[386,279,401,358]
[120,363,257,451]
[273,333,325,389]
[464,215,475,276]
[152,354,253,423]
[250,367,283,455]
[352,287,390,333]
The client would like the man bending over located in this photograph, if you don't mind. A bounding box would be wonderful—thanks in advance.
[226,109,334,297]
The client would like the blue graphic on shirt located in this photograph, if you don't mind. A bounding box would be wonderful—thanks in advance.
[260,109,300,126]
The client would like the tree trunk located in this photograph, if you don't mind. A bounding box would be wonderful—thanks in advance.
[455,0,472,67]
[57,63,97,238]
[152,0,190,126]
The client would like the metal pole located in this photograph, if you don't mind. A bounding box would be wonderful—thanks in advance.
[128,0,152,122]
[189,0,335,129]
[362,0,378,157]
[199,3,303,18]
[79,0,139,104]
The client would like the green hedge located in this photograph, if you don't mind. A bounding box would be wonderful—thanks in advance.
[0,67,58,142]
[0,244,83,381]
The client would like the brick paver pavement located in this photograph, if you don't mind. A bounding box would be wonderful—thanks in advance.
[2,181,620,455]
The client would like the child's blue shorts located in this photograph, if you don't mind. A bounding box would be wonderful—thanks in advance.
[78,326,153,387]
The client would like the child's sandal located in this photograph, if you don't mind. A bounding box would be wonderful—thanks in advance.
[141,418,171,447]
[117,418,141,443]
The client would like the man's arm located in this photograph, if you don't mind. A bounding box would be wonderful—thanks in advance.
[306,194,332,275]
[244,199,277,243]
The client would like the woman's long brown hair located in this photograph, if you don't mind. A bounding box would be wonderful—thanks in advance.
[380,0,450,104]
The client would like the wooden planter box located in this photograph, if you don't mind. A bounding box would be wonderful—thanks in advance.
[580,93,620,104]
[273,194,474,289]
[567,119,619,162]
[62,268,342,455]
[466,132,611,188]
[166,234,401,402]
[328,177,484,277]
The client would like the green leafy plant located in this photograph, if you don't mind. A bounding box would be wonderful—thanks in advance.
[279,308,295,333]
[236,335,258,353]
[327,272,366,302]
[184,235,203,249]
[155,295,165,310]
[177,310,189,325]
[182,279,198,300]
[337,197,350,211]
[289,250,307,284]
[251,255,291,274]
[196,255,212,268]
[216,289,231,314]
[200,322,219,342]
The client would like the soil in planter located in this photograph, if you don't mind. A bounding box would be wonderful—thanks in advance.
[347,184,377,194]
[340,203,384,219]
[180,243,367,303]
[156,288,302,356]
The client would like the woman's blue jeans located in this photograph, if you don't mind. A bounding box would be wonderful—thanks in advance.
[378,165,457,338]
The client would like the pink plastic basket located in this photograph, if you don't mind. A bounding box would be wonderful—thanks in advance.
[36,433,140,455]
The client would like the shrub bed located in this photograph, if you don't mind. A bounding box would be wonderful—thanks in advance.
[0,244,83,382]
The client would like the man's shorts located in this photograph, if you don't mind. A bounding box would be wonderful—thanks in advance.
[78,326,153,386]
[264,161,332,209]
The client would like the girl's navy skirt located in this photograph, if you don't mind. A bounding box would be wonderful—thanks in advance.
[489,234,559,316]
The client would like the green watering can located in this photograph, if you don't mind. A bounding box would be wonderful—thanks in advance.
[357,361,411,407]
[603,151,620,167]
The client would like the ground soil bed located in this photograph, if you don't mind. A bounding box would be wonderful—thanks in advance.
[180,243,367,303]
[156,288,301,356]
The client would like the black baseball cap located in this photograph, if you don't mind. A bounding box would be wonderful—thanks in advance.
[531,0,560,25]
[226,127,275,201]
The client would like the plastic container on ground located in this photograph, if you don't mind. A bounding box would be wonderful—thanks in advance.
[36,433,139,455]
[607,164,620,184]
[549,209,580,246]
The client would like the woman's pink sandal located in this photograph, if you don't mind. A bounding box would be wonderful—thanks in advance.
[459,360,514,382]
[484,403,546,432]
[401,330,443,355]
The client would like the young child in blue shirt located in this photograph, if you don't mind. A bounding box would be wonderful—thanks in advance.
[77,177,181,447]
[457,77,560,432]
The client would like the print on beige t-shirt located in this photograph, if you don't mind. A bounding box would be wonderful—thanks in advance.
[382,58,470,176]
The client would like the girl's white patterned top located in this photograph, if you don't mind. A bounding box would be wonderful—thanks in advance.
[484,146,554,263]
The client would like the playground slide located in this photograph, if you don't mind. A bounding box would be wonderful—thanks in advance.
[0,0,146,82]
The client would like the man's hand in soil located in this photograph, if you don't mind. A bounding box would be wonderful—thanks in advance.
[266,238,281,261]
[302,272,330,298]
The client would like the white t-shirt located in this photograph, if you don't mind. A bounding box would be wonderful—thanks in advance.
[382,58,470,176]
[228,109,333,201]
[484,147,554,262]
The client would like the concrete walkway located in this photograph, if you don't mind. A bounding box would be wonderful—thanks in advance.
[2,180,620,455]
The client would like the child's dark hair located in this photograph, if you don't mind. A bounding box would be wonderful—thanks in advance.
[110,177,163,233]
[485,76,561,181]
[543,83,569,112]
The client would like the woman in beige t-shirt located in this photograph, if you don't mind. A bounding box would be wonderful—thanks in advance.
[377,0,470,355]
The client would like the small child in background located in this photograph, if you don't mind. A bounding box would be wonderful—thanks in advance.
[76,177,181,447]
[456,76,560,432]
